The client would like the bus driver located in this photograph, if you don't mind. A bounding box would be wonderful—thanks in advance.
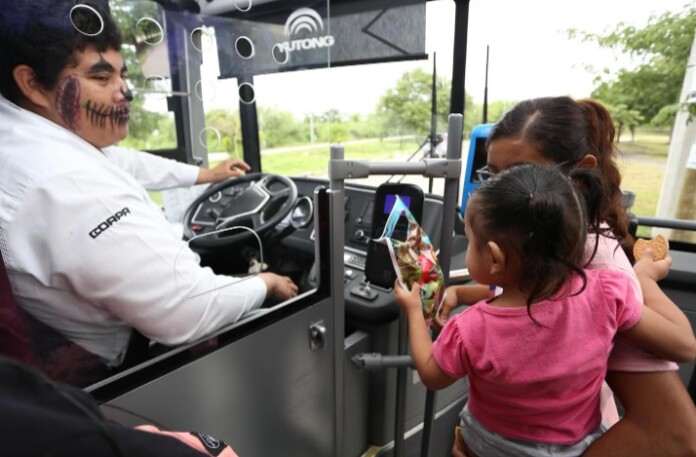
[0,1,298,369]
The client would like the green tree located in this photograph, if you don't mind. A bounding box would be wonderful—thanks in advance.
[343,113,383,139]
[568,4,696,126]
[606,104,644,141]
[377,68,453,137]
[258,107,307,148]
[319,108,345,123]
[463,100,517,135]
[316,122,349,143]
[111,0,169,146]
[205,109,241,156]
[651,104,682,130]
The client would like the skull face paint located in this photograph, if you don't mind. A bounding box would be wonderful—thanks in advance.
[79,53,130,130]
[51,47,131,148]
[121,87,134,102]
[83,100,130,129]
[55,76,82,132]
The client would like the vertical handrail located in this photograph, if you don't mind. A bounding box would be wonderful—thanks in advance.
[329,145,346,457]
[420,114,464,457]
[394,311,409,457]
[329,113,463,457]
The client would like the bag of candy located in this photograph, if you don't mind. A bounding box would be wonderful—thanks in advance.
[374,196,445,325]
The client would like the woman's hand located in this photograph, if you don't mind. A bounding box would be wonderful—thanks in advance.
[634,249,672,282]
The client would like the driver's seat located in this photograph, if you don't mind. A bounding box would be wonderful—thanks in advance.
[0,250,36,367]
[0,248,110,387]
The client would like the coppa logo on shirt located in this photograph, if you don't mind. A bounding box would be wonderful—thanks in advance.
[89,207,131,239]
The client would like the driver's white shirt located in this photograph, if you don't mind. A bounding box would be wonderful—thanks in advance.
[0,95,267,367]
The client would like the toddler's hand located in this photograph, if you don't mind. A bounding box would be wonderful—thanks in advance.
[394,280,422,315]
[432,287,458,330]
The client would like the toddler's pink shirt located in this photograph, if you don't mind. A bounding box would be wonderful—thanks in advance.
[432,269,641,444]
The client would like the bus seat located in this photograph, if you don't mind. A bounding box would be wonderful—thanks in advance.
[0,249,110,387]
[19,308,112,386]
[0,255,38,368]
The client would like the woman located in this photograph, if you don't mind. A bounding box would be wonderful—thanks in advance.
[440,96,696,456]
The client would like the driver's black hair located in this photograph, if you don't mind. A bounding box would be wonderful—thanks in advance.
[0,0,123,104]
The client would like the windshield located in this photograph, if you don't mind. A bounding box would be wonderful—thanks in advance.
[116,0,452,190]
[115,0,695,242]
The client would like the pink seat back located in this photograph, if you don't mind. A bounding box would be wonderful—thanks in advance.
[0,249,38,367]
[0,249,108,386]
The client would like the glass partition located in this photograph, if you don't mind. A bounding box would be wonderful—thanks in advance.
[113,0,445,192]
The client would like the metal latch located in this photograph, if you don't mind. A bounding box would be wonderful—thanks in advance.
[309,320,327,351]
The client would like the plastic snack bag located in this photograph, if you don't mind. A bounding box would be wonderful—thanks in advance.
[375,196,445,326]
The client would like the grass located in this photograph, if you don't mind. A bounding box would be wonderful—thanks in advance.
[618,129,671,159]
[261,138,417,176]
[258,131,670,217]
[616,129,670,238]
[616,129,669,216]
[617,160,665,217]
[150,138,417,206]
[620,141,668,158]
[199,128,670,237]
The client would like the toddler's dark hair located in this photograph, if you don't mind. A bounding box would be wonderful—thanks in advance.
[469,163,603,320]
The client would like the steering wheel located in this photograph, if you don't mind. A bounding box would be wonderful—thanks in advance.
[183,173,298,249]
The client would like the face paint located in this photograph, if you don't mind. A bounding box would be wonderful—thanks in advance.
[121,87,134,102]
[55,76,82,132]
[83,100,130,129]
[52,47,130,147]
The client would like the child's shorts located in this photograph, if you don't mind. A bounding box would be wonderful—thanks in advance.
[458,405,605,457]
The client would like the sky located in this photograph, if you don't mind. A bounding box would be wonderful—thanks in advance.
[461,0,692,103]
[194,0,693,117]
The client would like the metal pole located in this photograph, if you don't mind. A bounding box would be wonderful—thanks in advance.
[449,0,470,116]
[448,0,470,218]
[394,310,409,457]
[428,53,438,194]
[654,30,696,242]
[420,114,464,457]
[329,119,463,457]
[329,145,346,457]
[239,75,262,173]
[483,45,489,124]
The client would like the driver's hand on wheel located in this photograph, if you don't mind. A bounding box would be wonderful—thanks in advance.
[259,273,299,301]
[196,159,251,184]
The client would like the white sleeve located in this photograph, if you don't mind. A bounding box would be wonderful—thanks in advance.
[31,170,267,345]
[102,146,199,191]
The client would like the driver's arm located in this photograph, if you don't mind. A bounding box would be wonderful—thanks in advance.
[23,169,274,360]
[103,146,199,191]
[103,146,250,190]
[195,159,250,184]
